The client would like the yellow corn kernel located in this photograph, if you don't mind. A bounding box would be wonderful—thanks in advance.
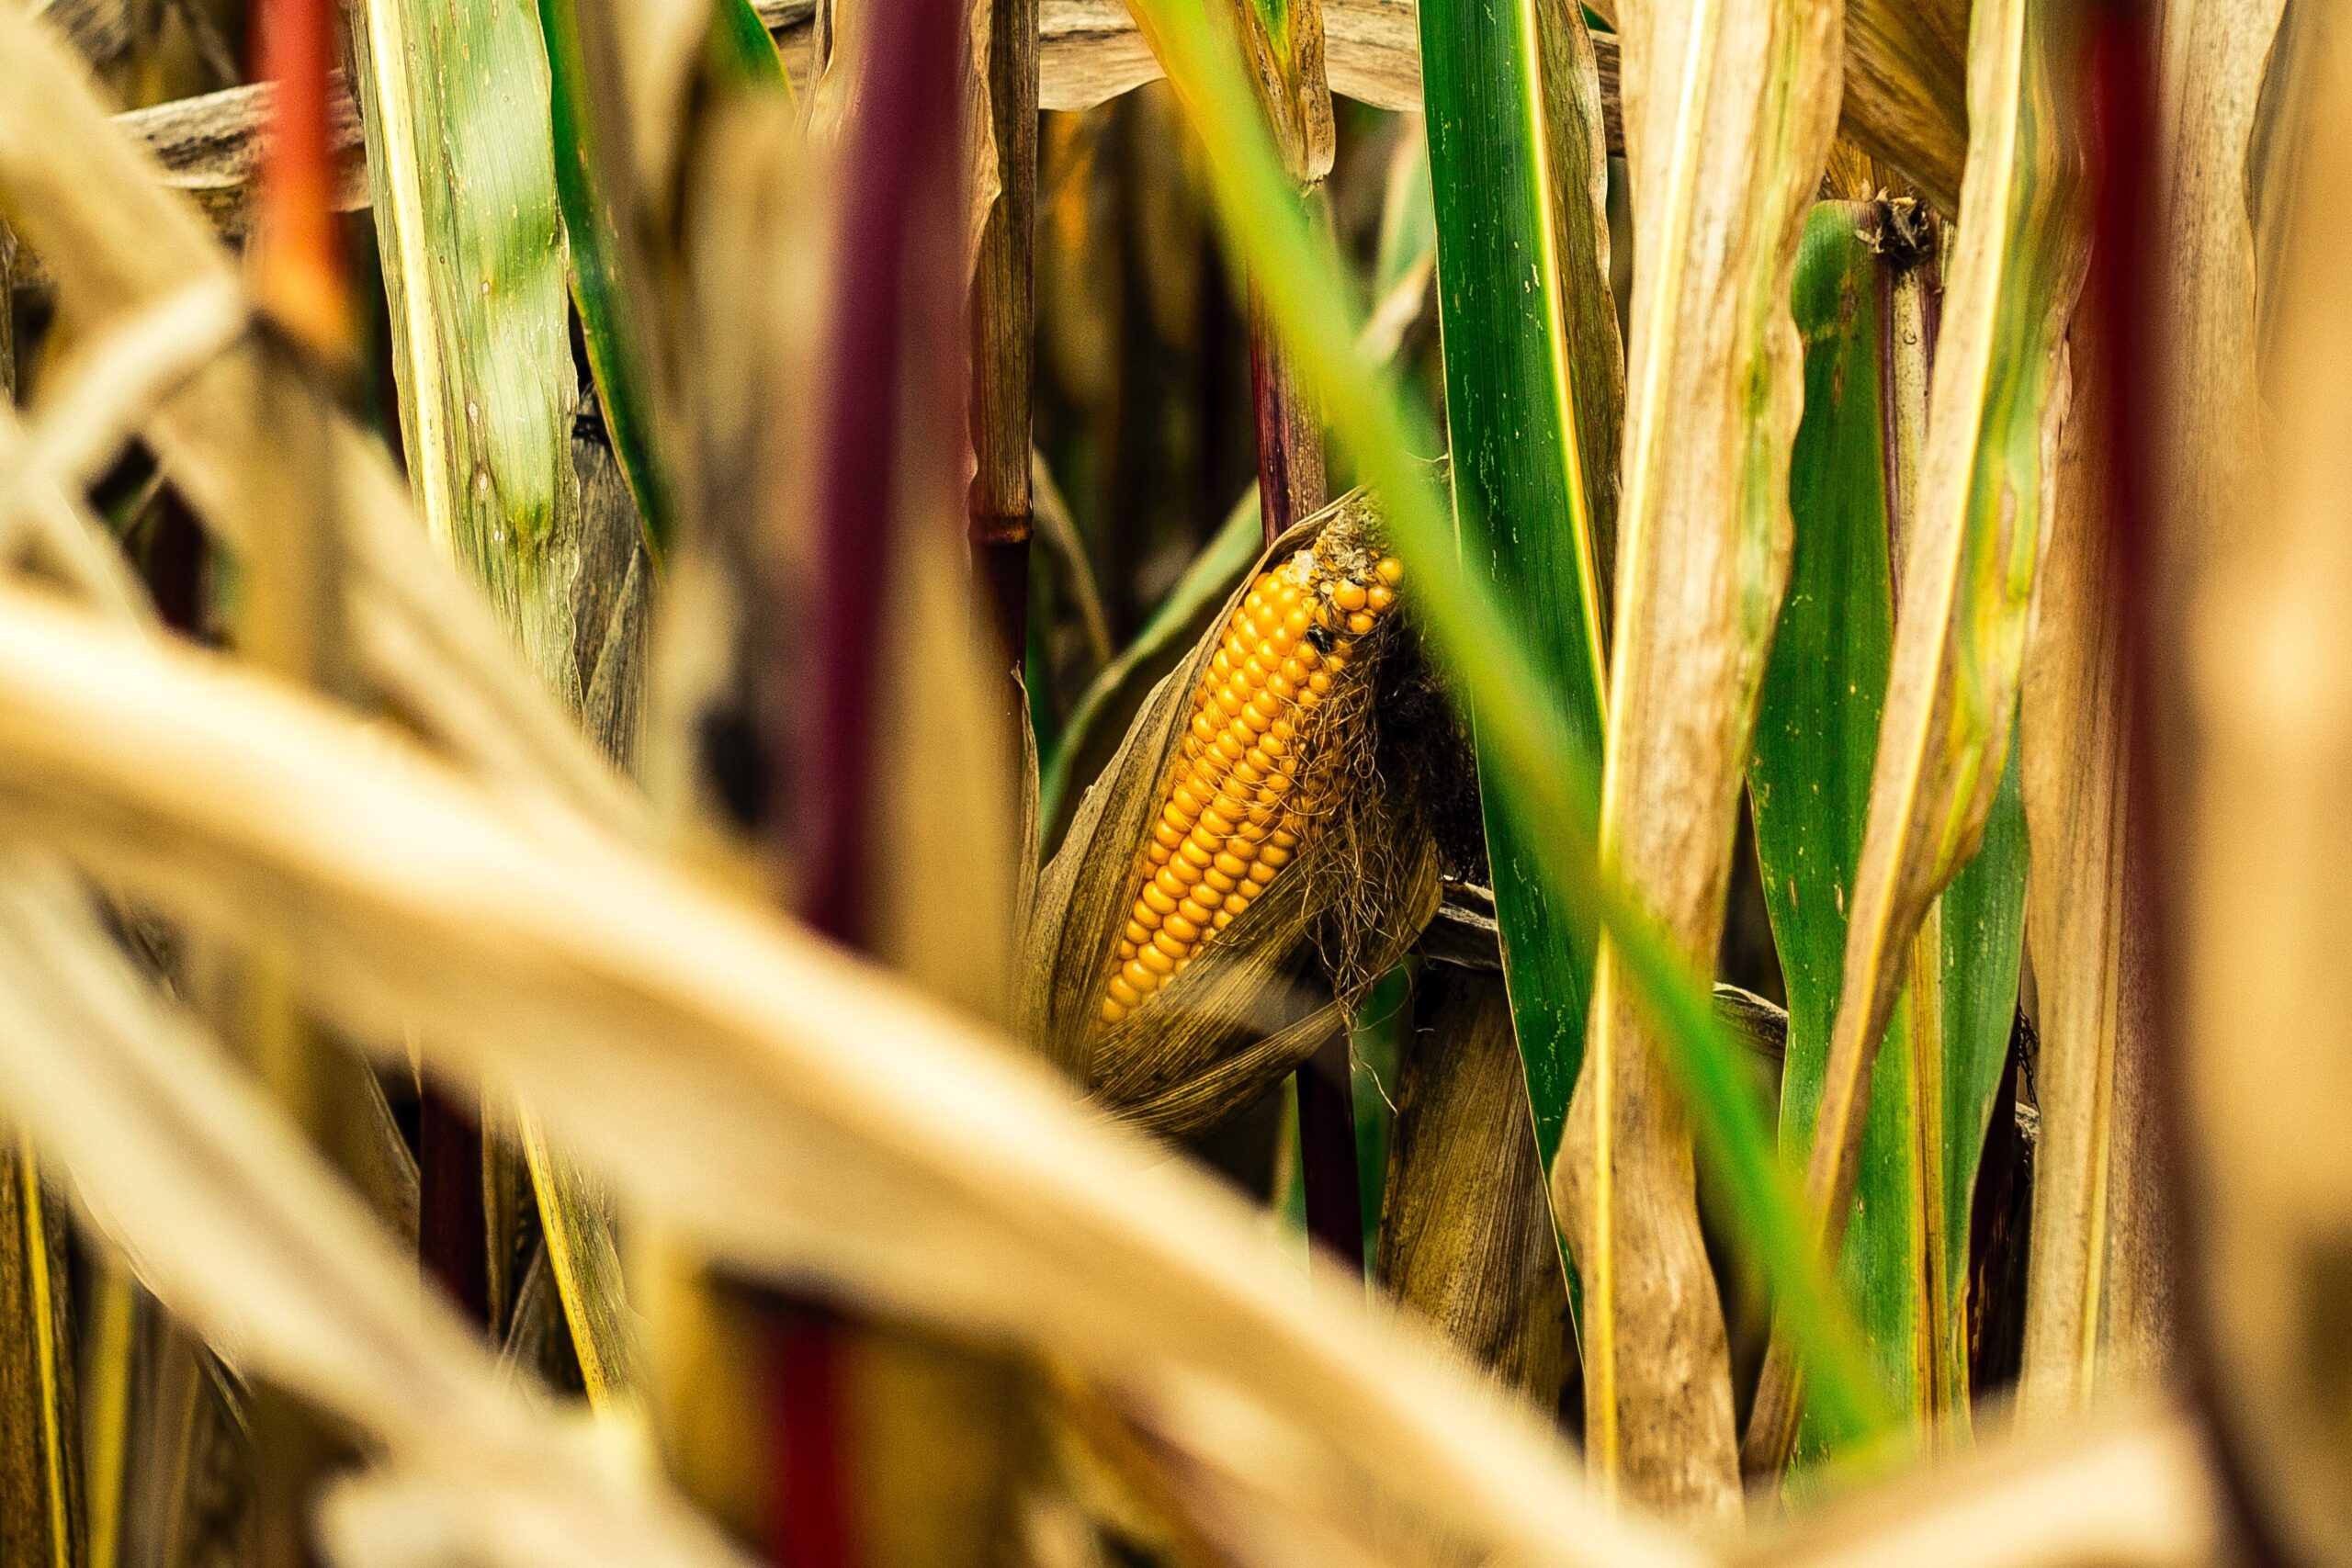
[1097,540,1402,1022]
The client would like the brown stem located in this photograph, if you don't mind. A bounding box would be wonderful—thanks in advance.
[967,0,1039,671]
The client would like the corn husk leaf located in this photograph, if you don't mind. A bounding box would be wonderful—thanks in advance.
[1745,0,2087,1472]
[0,580,1695,1568]
[1842,0,1970,212]
[1375,968,1570,1407]
[1021,486,1442,1135]
[1553,0,1845,1516]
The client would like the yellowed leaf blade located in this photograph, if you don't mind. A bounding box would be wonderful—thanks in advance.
[0,583,1695,1568]
[1746,0,2087,1471]
[1553,0,1843,1517]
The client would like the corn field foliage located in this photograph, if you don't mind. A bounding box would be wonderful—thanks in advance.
[0,0,2341,1563]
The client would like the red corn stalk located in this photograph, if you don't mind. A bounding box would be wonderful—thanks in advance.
[763,0,972,1554]
[254,0,348,359]
[968,0,1040,674]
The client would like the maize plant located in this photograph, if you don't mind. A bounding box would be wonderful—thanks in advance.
[1,0,2349,1564]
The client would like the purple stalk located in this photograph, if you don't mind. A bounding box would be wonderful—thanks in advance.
[783,0,969,947]
[763,0,968,1555]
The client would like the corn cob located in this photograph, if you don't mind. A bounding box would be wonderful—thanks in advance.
[1099,546,1404,1025]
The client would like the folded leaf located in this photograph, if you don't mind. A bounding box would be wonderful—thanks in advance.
[1756,201,2030,1461]
[1746,0,2086,1470]
[1553,0,1844,1515]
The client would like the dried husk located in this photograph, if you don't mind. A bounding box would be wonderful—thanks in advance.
[1376,966,1570,1410]
[1019,485,1442,1137]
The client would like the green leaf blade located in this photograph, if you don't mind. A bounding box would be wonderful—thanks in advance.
[1419,0,1617,1174]
[1756,202,1911,1460]
[1756,203,2032,1463]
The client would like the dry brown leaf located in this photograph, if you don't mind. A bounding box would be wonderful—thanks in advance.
[1553,0,1843,1517]
[0,581,1690,1568]
[2015,322,2173,1421]
[0,858,751,1568]
[1587,0,1962,210]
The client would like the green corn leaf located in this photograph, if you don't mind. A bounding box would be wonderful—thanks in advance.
[1745,0,2085,1471]
[538,0,673,556]
[1756,203,2029,1462]
[348,0,637,1407]
[1419,0,1621,1190]
[707,0,792,88]
[1931,739,2027,1381]
[1119,0,1892,1451]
